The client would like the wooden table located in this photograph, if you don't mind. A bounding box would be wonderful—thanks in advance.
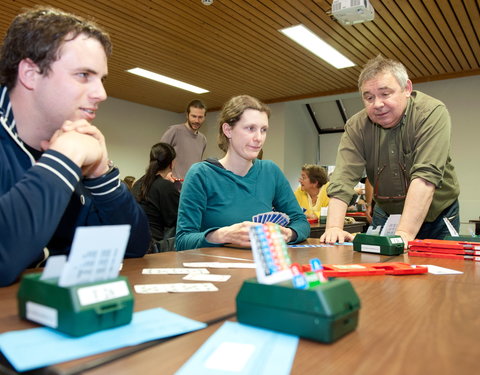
[309,221,367,238]
[1,240,479,375]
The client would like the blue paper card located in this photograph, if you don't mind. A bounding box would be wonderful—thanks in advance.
[175,321,299,375]
[0,308,206,372]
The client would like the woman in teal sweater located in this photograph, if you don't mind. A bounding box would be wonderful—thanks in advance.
[176,95,310,250]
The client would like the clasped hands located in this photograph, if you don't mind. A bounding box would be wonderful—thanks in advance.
[40,120,109,178]
[207,221,294,248]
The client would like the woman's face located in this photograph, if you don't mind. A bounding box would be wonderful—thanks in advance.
[299,171,317,191]
[223,109,268,161]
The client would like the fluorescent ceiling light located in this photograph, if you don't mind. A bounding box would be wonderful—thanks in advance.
[127,67,209,94]
[280,24,355,69]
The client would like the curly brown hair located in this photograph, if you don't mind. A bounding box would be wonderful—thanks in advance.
[0,6,112,88]
[302,164,328,188]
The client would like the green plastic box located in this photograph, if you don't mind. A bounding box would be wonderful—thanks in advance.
[353,233,404,255]
[236,277,360,343]
[17,273,134,337]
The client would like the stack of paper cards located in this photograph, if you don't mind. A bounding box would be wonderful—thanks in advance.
[40,225,131,287]
[252,211,290,227]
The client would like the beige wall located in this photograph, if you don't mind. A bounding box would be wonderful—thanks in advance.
[95,97,184,179]
[417,75,480,226]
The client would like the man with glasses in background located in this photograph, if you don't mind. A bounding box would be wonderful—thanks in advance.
[321,55,459,246]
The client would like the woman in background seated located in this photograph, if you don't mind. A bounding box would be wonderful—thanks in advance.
[122,175,136,190]
[294,164,329,220]
[135,143,179,252]
[176,95,309,251]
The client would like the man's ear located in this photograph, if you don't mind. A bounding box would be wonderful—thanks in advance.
[404,79,413,97]
[222,123,232,138]
[17,58,40,90]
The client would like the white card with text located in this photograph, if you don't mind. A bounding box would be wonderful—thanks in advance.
[58,225,131,287]
[380,214,401,236]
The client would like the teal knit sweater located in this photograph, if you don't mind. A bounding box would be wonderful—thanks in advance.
[176,159,310,250]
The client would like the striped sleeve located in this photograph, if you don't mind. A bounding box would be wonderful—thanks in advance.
[83,167,121,196]
[35,150,81,191]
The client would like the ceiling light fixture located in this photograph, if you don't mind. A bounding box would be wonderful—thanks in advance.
[127,67,209,94]
[280,24,355,69]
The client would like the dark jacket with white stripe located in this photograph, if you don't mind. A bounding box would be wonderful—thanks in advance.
[0,86,150,286]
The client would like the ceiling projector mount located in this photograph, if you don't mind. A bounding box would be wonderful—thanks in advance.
[330,0,375,26]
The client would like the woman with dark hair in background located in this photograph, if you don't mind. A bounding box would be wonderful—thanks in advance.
[134,143,179,252]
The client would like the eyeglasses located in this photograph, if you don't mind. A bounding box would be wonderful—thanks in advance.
[373,163,409,201]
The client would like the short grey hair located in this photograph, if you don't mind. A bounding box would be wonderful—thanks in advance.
[358,55,409,91]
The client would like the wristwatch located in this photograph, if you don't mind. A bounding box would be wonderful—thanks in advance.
[102,159,115,176]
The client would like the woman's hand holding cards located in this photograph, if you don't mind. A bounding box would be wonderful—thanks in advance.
[206,221,258,247]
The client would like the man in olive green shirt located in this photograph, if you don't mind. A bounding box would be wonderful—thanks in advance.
[321,55,460,245]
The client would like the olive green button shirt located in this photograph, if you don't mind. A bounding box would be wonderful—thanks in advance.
[327,91,459,222]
